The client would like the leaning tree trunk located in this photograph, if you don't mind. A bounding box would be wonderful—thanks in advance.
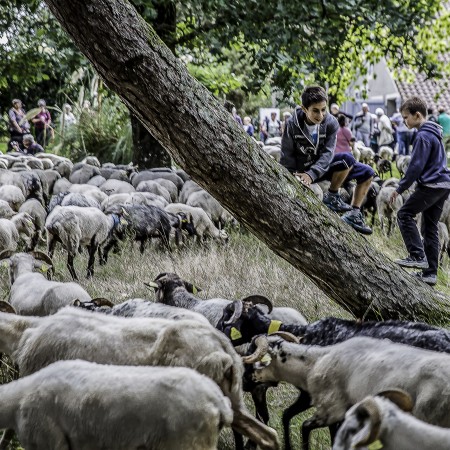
[44,0,450,325]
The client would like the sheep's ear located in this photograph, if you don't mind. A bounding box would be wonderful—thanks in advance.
[0,301,16,314]
[350,398,381,447]
[184,281,202,294]
[377,389,414,412]
[0,250,15,263]
[91,298,114,308]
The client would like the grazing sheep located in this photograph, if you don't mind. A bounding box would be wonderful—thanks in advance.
[377,186,403,235]
[73,297,210,324]
[165,203,229,243]
[0,307,279,450]
[244,335,450,449]
[0,200,15,219]
[333,392,450,450]
[131,169,184,191]
[81,155,101,167]
[86,174,107,187]
[186,189,232,228]
[18,199,47,250]
[0,185,25,211]
[354,142,374,165]
[99,178,135,195]
[52,177,72,195]
[1,251,92,316]
[379,145,394,161]
[0,360,233,450]
[373,155,392,179]
[10,212,35,251]
[0,219,19,253]
[48,192,101,213]
[396,155,411,177]
[136,180,171,203]
[179,179,202,203]
[69,163,101,184]
[45,205,122,279]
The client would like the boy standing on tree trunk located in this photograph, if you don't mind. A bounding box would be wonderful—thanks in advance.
[280,85,375,234]
[391,97,450,286]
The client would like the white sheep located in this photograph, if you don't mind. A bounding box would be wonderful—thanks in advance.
[333,392,450,450]
[45,205,121,279]
[0,200,15,219]
[1,251,92,316]
[379,145,394,161]
[186,189,229,227]
[165,203,228,243]
[179,179,202,203]
[99,178,135,195]
[245,335,450,449]
[376,186,403,235]
[396,155,411,177]
[0,360,233,450]
[0,219,19,253]
[0,185,25,211]
[10,212,35,250]
[136,180,171,203]
[0,307,279,450]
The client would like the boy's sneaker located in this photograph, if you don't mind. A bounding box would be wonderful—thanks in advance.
[341,209,373,235]
[323,193,353,213]
[411,272,437,286]
[395,256,429,269]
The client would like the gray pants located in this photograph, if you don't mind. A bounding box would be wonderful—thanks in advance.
[356,130,371,147]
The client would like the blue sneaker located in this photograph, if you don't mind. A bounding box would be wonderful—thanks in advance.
[341,209,372,235]
[323,193,352,213]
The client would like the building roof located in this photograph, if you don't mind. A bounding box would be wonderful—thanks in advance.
[395,69,450,114]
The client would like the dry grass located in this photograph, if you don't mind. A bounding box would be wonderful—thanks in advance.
[1,223,450,449]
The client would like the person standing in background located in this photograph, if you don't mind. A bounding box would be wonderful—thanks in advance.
[375,107,394,149]
[32,99,53,147]
[352,102,372,146]
[243,116,254,137]
[8,99,30,151]
[335,114,354,154]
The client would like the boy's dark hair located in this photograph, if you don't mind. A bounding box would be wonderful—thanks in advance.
[301,86,328,109]
[400,97,427,117]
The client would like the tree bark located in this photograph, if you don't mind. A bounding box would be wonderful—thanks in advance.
[44,0,450,325]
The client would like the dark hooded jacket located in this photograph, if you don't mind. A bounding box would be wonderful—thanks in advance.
[280,106,339,181]
[397,121,450,195]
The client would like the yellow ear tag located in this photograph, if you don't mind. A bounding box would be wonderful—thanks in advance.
[230,327,242,341]
[368,440,383,450]
[1,261,9,268]
[268,320,282,334]
[260,354,272,364]
[41,264,49,273]
[120,218,128,226]
[192,286,198,295]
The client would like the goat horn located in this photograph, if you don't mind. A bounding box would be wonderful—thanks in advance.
[269,331,300,343]
[144,281,159,289]
[224,300,243,325]
[0,251,15,262]
[352,397,381,447]
[378,389,414,412]
[242,295,273,313]
[0,301,16,314]
[30,251,53,267]
[242,335,269,365]
[91,298,114,308]
[154,272,169,281]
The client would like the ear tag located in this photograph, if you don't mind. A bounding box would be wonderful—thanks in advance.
[260,354,272,365]
[192,286,198,294]
[368,441,383,450]
[41,264,49,273]
[1,261,9,268]
[120,217,128,226]
[230,327,242,341]
[268,320,282,334]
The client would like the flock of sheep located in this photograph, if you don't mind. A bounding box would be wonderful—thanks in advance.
[0,147,449,450]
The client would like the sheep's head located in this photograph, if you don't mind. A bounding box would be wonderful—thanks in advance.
[144,272,202,302]
[177,212,196,236]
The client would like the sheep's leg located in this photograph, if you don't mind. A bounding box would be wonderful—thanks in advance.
[67,253,78,281]
[232,430,245,450]
[86,241,97,278]
[101,238,117,264]
[47,233,57,259]
[301,415,327,450]
[251,384,271,424]
[282,390,312,450]
[139,238,146,254]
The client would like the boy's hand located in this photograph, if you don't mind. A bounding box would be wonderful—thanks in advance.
[294,172,312,186]
[389,191,399,204]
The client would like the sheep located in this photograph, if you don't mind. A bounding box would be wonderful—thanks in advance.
[379,145,394,161]
[0,200,15,219]
[73,297,211,324]
[18,199,47,250]
[0,185,25,211]
[176,168,190,182]
[136,180,171,203]
[45,205,122,279]
[333,391,450,450]
[86,174,107,187]
[99,178,135,195]
[81,155,101,167]
[153,177,178,202]
[354,142,374,165]
[186,189,230,227]
[376,186,403,235]
[179,179,202,203]
[52,176,72,195]
[396,155,411,177]
[10,212,35,251]
[0,219,19,253]
[68,184,108,204]
[131,169,184,191]
[100,192,168,210]
[0,359,233,450]
[244,334,450,450]
[226,311,450,449]
[351,145,361,162]
[48,191,101,212]
[0,306,279,450]
[69,163,101,184]
[99,167,129,181]
[373,155,392,179]
[165,203,229,243]
[1,251,92,316]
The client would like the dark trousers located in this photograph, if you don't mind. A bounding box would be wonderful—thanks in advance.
[397,186,450,275]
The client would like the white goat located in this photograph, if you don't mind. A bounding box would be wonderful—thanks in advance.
[1,251,91,316]
[376,186,403,235]
[0,307,279,450]
[0,360,232,450]
[334,392,450,450]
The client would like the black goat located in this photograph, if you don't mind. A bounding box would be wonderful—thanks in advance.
[220,303,450,450]
[374,154,393,179]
